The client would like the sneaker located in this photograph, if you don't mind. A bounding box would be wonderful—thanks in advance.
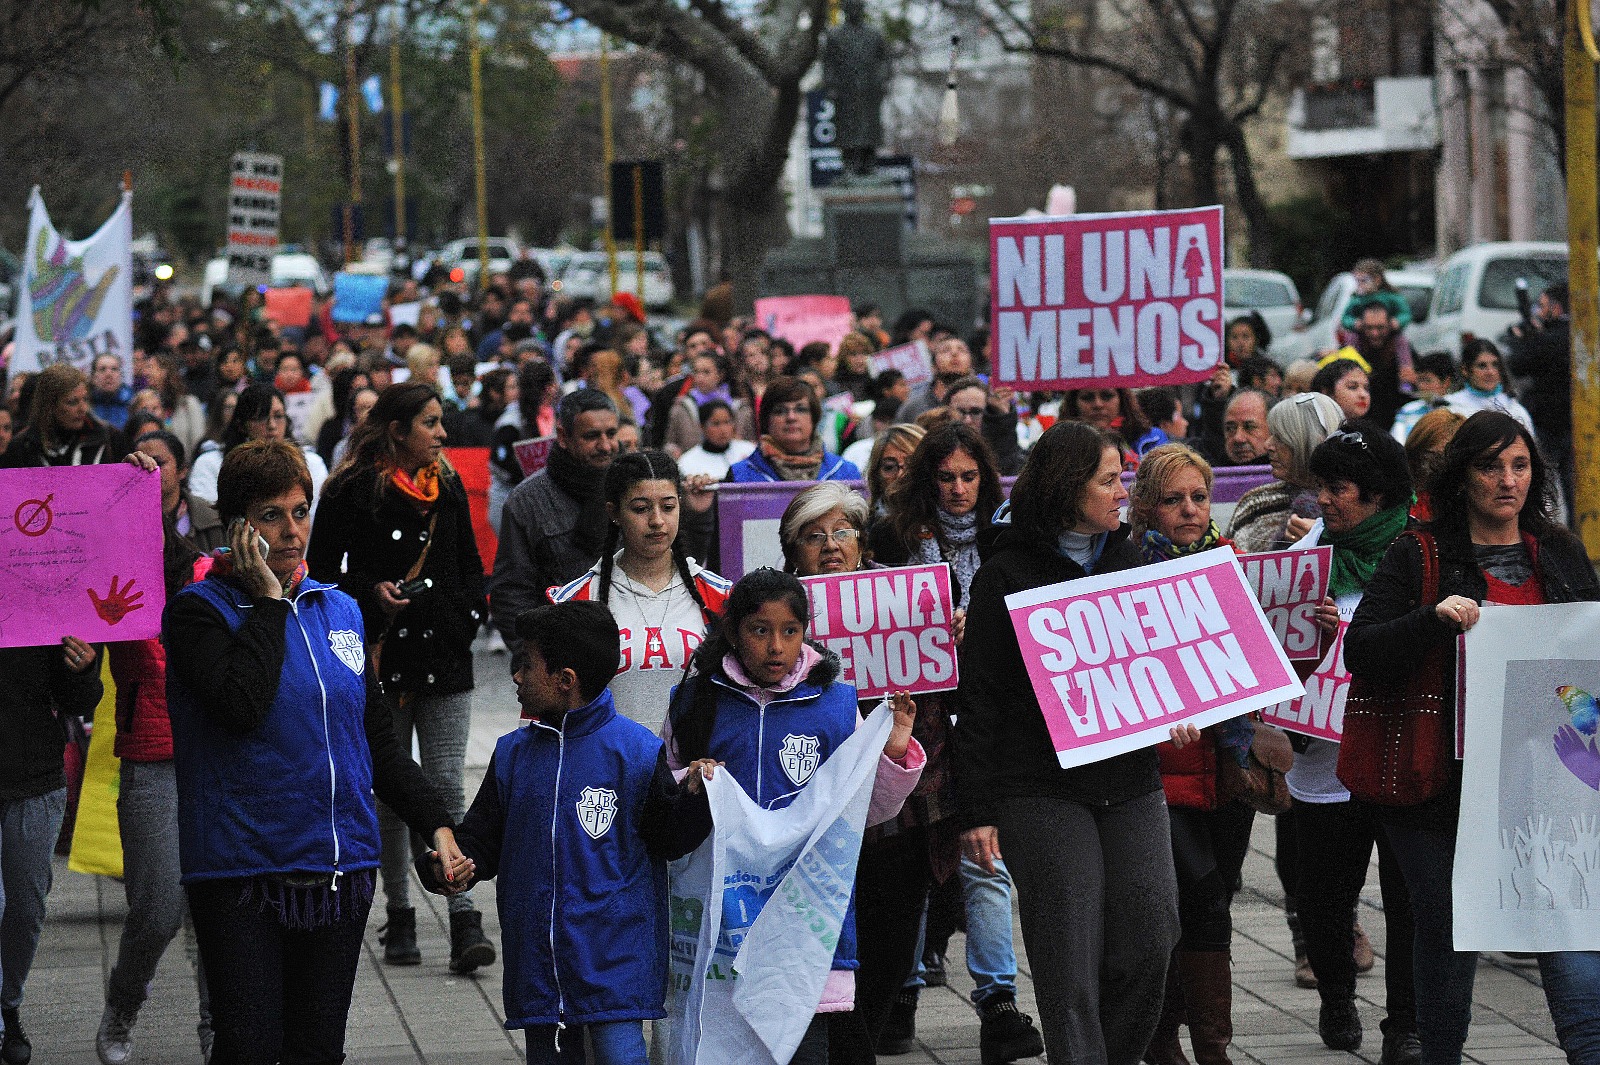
[1,1008,30,1065]
[96,1004,138,1065]
[1294,949,1318,989]
[877,988,918,1056]
[978,993,1045,1065]
[1318,999,1363,1052]
[1353,921,1375,973]
[922,950,947,988]
[1381,1026,1422,1065]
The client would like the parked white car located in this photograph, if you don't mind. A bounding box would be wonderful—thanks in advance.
[560,251,676,310]
[201,251,332,306]
[1222,269,1303,354]
[1409,242,1569,359]
[441,237,522,285]
[1272,268,1436,366]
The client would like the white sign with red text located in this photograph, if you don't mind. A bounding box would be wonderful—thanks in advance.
[866,341,934,388]
[802,564,958,700]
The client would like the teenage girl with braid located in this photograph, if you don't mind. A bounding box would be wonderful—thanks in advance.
[547,449,731,733]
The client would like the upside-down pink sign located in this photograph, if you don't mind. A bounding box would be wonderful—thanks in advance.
[1006,547,1302,770]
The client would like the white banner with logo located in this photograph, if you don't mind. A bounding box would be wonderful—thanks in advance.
[12,187,134,382]
[668,705,892,1065]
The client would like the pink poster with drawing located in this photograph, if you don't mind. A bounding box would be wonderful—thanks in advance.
[990,205,1224,391]
[0,465,165,648]
[801,563,958,700]
[1005,548,1302,770]
[1240,546,1332,661]
[514,436,555,477]
[1261,622,1349,743]
[753,295,854,353]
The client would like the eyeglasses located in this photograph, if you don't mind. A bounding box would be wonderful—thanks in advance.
[878,458,905,475]
[769,402,810,418]
[800,527,861,548]
[1293,392,1336,434]
[953,405,986,420]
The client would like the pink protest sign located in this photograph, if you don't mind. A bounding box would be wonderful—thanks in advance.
[753,295,854,353]
[0,465,165,648]
[1005,548,1302,770]
[1241,546,1332,661]
[867,341,934,388]
[989,205,1225,391]
[514,436,554,477]
[1261,622,1349,742]
[802,564,958,700]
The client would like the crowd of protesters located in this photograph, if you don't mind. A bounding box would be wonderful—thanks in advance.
[0,253,1592,1065]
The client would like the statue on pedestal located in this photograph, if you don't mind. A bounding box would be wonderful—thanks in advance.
[821,0,890,179]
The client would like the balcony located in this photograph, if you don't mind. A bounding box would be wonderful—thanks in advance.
[1286,76,1438,160]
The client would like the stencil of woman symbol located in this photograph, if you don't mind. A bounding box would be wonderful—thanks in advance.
[14,494,54,537]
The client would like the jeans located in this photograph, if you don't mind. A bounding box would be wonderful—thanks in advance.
[378,689,473,914]
[1294,799,1415,1028]
[0,788,67,1014]
[107,760,211,1030]
[1381,819,1478,1065]
[524,1021,648,1065]
[998,790,1180,1065]
[906,857,1020,1006]
[187,874,373,1065]
[1539,951,1600,1065]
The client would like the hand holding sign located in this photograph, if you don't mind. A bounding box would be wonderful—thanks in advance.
[885,691,917,759]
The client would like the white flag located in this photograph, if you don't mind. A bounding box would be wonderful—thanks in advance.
[12,187,134,384]
[669,704,892,1065]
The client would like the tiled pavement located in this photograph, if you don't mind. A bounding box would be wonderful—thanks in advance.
[19,645,1566,1064]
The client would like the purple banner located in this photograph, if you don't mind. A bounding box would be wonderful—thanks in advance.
[714,465,1275,580]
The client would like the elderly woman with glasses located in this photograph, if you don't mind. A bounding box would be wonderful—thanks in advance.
[1226,392,1344,554]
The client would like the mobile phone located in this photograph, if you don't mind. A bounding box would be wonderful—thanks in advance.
[396,577,434,599]
[230,519,271,559]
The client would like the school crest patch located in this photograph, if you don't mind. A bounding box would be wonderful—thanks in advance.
[779,733,821,787]
[576,787,618,840]
[329,630,364,674]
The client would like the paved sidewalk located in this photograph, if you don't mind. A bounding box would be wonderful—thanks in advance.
[20,647,1568,1064]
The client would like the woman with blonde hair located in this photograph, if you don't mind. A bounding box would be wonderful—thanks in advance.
[1404,408,1466,522]
[2,362,128,468]
[864,423,925,516]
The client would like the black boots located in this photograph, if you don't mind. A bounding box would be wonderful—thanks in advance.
[877,987,918,1055]
[978,992,1045,1065]
[1,1008,30,1065]
[380,906,421,965]
[449,909,496,975]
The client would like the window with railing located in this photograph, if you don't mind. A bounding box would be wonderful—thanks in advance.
[1300,80,1377,131]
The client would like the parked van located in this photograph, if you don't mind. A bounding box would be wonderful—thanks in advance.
[1409,242,1568,358]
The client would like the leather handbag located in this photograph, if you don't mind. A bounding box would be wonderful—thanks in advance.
[1336,530,1455,806]
[1221,720,1294,815]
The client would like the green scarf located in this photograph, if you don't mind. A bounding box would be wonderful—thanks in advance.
[1324,503,1411,598]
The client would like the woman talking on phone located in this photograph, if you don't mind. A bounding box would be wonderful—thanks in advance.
[308,382,492,975]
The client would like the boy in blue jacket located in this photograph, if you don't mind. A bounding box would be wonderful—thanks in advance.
[420,600,713,1065]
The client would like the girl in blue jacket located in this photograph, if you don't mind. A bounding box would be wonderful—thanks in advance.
[662,568,924,1065]
[431,600,714,1065]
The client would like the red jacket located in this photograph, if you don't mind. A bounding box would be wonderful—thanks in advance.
[1157,733,1220,810]
[111,638,173,762]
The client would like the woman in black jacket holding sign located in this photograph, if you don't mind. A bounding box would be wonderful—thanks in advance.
[1345,411,1600,1065]
[954,420,1179,1065]
[307,381,492,975]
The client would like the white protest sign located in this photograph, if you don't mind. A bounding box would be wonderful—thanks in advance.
[669,706,893,1065]
[1005,548,1303,770]
[226,151,283,289]
[1455,603,1600,951]
[801,564,958,699]
[12,188,134,381]
[866,340,933,388]
[1240,546,1331,661]
[989,206,1224,391]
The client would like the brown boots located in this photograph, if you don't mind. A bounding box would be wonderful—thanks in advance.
[1144,950,1235,1065]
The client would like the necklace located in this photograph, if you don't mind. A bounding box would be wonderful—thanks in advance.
[615,570,682,655]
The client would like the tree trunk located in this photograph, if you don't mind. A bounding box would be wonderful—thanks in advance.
[1181,116,1223,207]
[721,176,791,314]
[1224,123,1276,268]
